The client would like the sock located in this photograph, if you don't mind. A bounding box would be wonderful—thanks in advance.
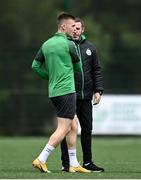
[38,144,55,163]
[68,149,79,167]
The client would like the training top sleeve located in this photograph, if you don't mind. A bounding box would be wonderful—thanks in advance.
[34,48,45,62]
[31,47,48,80]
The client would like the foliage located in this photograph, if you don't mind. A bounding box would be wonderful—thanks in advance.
[0,0,141,135]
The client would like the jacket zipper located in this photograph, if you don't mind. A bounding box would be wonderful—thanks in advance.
[77,44,84,99]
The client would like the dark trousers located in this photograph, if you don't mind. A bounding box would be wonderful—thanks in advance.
[61,99,93,166]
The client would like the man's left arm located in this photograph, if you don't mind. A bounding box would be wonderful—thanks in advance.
[92,47,104,104]
[32,48,49,80]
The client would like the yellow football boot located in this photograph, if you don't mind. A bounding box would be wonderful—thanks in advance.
[32,158,50,173]
[69,165,91,173]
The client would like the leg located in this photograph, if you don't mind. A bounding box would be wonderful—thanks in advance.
[33,93,90,173]
[66,115,78,149]
[33,93,75,173]
[60,116,78,171]
[60,138,69,170]
[66,116,91,173]
[33,117,71,173]
[77,100,93,164]
[38,117,71,162]
[48,117,71,147]
[78,100,104,172]
[60,114,91,173]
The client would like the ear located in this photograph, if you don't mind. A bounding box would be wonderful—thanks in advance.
[82,27,85,33]
[62,23,66,31]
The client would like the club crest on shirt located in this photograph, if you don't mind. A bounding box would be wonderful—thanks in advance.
[86,48,92,56]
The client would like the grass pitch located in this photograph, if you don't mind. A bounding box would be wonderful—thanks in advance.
[0,136,141,179]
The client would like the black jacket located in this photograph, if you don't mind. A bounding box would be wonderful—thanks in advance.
[72,35,104,100]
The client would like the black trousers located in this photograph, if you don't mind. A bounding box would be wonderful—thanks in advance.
[61,99,93,166]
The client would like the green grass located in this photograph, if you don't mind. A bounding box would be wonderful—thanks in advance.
[0,137,141,179]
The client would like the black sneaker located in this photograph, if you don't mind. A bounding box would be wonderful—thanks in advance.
[61,165,69,172]
[83,162,104,172]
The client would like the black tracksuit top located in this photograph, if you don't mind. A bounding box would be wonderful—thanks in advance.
[72,35,104,100]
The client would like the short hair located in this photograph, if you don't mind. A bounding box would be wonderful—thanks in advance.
[75,17,85,28]
[57,12,75,28]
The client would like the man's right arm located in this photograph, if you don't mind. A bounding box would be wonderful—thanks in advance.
[32,48,48,80]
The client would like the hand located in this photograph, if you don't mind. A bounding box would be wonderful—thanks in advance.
[92,92,101,105]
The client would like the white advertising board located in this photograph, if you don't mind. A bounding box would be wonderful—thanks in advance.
[78,95,141,135]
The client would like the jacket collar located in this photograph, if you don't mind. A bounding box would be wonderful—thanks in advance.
[68,34,86,44]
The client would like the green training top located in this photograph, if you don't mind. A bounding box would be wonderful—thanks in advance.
[32,32,81,97]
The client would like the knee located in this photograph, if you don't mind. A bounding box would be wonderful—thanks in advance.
[72,123,78,132]
[72,117,78,132]
[61,120,72,135]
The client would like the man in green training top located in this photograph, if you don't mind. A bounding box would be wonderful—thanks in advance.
[31,12,90,173]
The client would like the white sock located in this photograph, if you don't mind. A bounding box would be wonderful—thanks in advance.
[38,144,55,163]
[68,149,79,167]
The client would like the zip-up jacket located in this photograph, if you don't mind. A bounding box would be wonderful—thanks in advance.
[32,32,81,98]
[71,35,104,100]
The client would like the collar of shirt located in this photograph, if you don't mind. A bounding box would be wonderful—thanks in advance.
[55,32,67,38]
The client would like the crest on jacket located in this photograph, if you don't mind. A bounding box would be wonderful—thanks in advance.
[86,48,92,56]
